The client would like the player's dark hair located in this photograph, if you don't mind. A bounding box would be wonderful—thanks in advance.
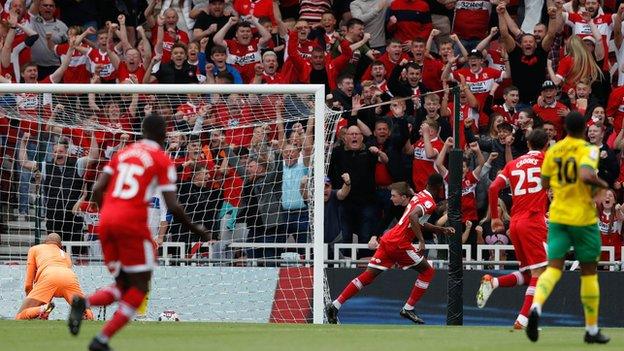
[527,128,548,151]
[427,173,445,190]
[389,182,414,197]
[142,113,167,143]
[564,111,586,136]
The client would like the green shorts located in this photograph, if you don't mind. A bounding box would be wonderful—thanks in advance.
[547,222,601,262]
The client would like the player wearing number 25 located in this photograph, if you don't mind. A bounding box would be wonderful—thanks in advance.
[67,115,210,351]
[526,112,610,344]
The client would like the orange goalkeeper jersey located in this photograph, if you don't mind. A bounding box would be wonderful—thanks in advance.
[25,243,72,292]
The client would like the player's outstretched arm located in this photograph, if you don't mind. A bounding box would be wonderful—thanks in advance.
[162,191,211,241]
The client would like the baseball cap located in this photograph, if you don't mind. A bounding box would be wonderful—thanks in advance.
[541,80,557,91]
[582,36,596,44]
[468,49,484,59]
[324,176,331,184]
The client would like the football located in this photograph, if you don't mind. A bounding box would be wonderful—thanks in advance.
[158,310,180,322]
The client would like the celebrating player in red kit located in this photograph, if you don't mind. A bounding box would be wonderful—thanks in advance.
[326,174,448,324]
[68,114,209,351]
[476,129,550,330]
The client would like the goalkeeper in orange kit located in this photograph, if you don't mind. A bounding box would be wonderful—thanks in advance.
[15,233,94,320]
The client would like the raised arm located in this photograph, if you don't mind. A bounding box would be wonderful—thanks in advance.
[214,16,238,47]
[475,27,499,52]
[250,16,272,46]
[425,29,441,59]
[116,15,133,53]
[49,40,76,83]
[422,124,439,159]
[107,23,122,69]
[144,0,160,28]
[541,4,562,52]
[435,137,454,177]
[497,4,516,52]
[302,114,314,167]
[18,133,37,171]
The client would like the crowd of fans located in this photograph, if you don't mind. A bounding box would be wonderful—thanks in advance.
[0,0,624,266]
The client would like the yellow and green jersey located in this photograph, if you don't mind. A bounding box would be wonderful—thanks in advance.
[541,136,600,226]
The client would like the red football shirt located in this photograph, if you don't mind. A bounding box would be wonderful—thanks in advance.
[55,43,90,83]
[497,150,548,220]
[101,139,176,224]
[381,190,437,245]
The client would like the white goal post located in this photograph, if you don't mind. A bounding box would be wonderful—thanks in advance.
[0,83,332,324]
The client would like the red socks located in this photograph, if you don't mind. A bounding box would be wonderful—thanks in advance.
[101,287,146,340]
[405,266,435,308]
[88,284,122,307]
[496,271,530,288]
[335,270,377,306]
[518,276,538,320]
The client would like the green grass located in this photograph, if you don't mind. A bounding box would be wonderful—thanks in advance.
[0,321,622,351]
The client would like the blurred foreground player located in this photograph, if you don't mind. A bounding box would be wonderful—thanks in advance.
[16,233,94,320]
[476,129,549,329]
[326,174,450,324]
[526,112,610,344]
[68,114,210,351]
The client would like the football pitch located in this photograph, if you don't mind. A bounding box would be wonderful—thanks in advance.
[1,321,622,351]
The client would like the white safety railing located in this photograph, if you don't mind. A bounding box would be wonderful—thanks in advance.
[58,241,622,271]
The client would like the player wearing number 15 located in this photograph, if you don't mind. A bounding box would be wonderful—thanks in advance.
[477,129,549,330]
[526,112,610,344]
[67,114,211,351]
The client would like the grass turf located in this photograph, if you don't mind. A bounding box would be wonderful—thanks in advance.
[0,320,622,351]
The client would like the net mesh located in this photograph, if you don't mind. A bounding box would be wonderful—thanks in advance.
[0,86,340,322]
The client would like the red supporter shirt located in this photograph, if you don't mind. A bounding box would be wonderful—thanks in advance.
[386,0,433,42]
[491,104,518,125]
[150,26,190,63]
[564,12,615,39]
[88,48,116,82]
[381,190,437,245]
[412,137,444,192]
[101,139,176,225]
[374,142,393,187]
[16,76,52,138]
[606,85,624,132]
[446,102,478,148]
[77,201,100,235]
[460,171,479,221]
[233,0,275,23]
[214,104,255,147]
[497,150,547,220]
[1,12,32,65]
[422,57,445,92]
[224,38,262,83]
[453,0,491,40]
[532,101,567,138]
[117,61,146,84]
[55,43,90,83]
[452,66,503,127]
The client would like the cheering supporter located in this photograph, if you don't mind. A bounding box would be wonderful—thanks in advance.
[6,0,624,275]
[213,16,271,83]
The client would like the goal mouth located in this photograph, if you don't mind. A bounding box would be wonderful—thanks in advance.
[0,83,339,324]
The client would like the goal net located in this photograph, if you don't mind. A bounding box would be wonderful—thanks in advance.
[0,83,339,323]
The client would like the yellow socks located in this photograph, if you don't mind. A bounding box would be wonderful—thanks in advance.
[581,274,600,333]
[531,267,563,314]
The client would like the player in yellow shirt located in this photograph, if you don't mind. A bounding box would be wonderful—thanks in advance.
[15,233,94,320]
[526,112,609,344]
